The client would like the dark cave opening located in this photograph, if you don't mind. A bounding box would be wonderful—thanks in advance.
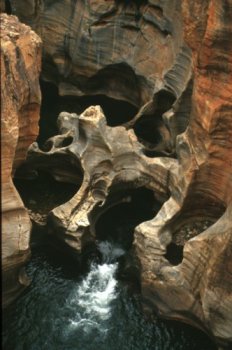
[155,89,176,112]
[164,202,226,266]
[38,80,138,147]
[143,149,175,158]
[133,90,175,147]
[117,0,148,8]
[61,136,73,147]
[117,0,148,21]
[5,0,12,14]
[134,115,163,145]
[13,170,80,216]
[94,187,162,250]
[165,243,184,266]
[74,94,138,127]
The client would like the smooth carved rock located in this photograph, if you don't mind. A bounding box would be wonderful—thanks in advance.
[27,106,177,252]
[1,14,42,307]
[11,0,193,160]
[11,0,191,105]
[9,0,232,347]
[134,0,232,346]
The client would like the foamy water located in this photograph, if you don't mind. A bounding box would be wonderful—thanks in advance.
[3,242,216,350]
[67,242,125,334]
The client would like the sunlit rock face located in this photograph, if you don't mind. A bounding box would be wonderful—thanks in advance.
[1,14,42,308]
[5,0,232,347]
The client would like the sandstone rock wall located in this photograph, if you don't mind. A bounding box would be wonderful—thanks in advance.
[7,0,232,347]
[11,0,190,105]
[134,1,232,346]
[1,14,41,307]
[180,0,232,206]
[179,0,232,342]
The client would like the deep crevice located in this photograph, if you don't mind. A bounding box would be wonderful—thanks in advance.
[133,89,175,147]
[38,80,138,147]
[5,0,12,14]
[143,149,175,158]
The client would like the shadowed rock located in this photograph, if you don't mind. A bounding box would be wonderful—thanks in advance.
[11,0,190,106]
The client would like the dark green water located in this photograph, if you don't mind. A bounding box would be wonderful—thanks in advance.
[2,244,217,350]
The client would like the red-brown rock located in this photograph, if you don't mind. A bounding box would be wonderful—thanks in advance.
[134,0,232,346]
[7,1,232,347]
[1,14,42,307]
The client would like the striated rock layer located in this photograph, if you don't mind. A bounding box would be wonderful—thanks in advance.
[1,14,42,307]
[134,0,232,346]
[11,0,192,103]
[8,0,232,347]
[25,106,175,252]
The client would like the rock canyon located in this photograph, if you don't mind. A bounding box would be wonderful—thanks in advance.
[1,0,232,348]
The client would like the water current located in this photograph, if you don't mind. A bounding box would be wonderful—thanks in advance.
[3,242,217,350]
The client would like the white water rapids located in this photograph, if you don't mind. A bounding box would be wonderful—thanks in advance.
[67,242,125,334]
[3,240,216,350]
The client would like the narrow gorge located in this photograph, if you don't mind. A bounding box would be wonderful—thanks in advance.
[1,1,232,349]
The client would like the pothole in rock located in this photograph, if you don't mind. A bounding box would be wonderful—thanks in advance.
[134,115,164,147]
[165,219,218,266]
[83,186,163,289]
[13,170,80,226]
[93,187,162,251]
[133,90,175,151]
[38,80,138,147]
[173,220,215,245]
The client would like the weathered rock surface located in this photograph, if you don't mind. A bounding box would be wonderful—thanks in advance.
[10,0,194,166]
[11,0,190,104]
[8,0,232,347]
[134,0,232,346]
[26,106,175,251]
[1,14,42,307]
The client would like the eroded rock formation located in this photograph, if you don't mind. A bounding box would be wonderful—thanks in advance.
[11,0,188,102]
[3,0,232,348]
[133,0,232,346]
[11,0,192,158]
[25,107,175,252]
[1,14,42,307]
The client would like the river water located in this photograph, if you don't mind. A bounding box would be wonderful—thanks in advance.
[3,242,216,350]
